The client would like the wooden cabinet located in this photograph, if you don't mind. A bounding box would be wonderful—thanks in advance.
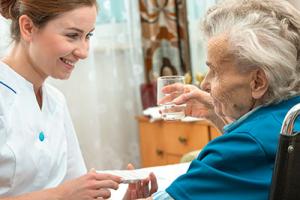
[137,116,221,167]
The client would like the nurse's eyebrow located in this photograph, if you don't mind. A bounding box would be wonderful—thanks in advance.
[66,27,95,33]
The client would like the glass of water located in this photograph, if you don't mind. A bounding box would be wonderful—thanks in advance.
[157,76,186,120]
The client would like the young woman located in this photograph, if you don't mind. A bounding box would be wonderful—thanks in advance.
[0,0,125,199]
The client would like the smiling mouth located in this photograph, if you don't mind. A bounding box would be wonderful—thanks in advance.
[60,58,75,67]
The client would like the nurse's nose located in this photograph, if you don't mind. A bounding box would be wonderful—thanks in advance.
[73,40,89,59]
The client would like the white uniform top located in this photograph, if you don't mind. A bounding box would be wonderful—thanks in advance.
[0,61,87,196]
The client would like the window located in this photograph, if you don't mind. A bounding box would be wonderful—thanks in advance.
[96,0,127,24]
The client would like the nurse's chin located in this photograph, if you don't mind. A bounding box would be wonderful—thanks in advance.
[51,72,72,80]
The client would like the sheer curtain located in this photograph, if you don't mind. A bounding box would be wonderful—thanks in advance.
[58,0,219,170]
[50,0,145,170]
[0,0,221,170]
[0,1,145,170]
[0,17,11,57]
[187,0,218,76]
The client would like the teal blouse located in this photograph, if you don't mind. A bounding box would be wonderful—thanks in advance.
[155,96,300,200]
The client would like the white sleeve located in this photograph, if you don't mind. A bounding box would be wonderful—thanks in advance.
[0,110,5,149]
[0,97,16,195]
[0,92,6,148]
[63,103,87,180]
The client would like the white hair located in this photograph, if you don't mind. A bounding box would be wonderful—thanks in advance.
[202,0,300,104]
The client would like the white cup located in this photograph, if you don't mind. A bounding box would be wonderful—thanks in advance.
[157,76,186,120]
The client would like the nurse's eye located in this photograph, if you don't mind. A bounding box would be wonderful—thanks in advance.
[66,33,80,40]
[86,32,94,40]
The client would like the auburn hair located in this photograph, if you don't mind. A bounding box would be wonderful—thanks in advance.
[0,0,98,41]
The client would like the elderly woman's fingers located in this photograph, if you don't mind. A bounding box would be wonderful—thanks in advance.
[126,163,139,191]
[127,163,135,170]
[94,188,112,199]
[135,180,143,197]
[130,189,138,199]
[158,84,199,105]
[149,172,158,195]
[160,82,184,94]
[158,91,184,105]
[172,92,193,104]
[175,88,212,106]
[141,179,150,197]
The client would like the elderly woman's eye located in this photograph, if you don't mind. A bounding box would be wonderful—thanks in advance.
[208,68,215,76]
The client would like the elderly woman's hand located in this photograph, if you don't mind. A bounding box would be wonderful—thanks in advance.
[159,84,228,130]
[159,84,213,119]
[123,164,158,200]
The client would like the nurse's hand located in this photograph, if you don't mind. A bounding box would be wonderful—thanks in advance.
[123,164,158,200]
[56,170,121,200]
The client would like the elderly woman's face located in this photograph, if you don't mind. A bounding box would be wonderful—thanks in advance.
[201,35,256,120]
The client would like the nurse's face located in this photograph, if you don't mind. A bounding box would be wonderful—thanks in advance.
[28,5,97,80]
[201,35,256,121]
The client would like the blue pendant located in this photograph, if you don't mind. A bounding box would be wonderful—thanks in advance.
[39,131,45,142]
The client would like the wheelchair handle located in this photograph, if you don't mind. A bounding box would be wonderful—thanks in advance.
[280,103,300,136]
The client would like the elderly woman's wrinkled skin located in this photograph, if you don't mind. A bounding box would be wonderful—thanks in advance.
[201,34,268,121]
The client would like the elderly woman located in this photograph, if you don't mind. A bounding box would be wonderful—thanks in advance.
[127,0,300,199]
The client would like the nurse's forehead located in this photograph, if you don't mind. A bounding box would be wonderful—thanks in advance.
[48,6,97,30]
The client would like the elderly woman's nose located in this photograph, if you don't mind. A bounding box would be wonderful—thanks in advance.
[200,76,211,93]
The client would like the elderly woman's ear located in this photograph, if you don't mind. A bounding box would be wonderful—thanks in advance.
[250,68,269,99]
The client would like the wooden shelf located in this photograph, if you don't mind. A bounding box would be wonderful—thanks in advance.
[137,116,221,167]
